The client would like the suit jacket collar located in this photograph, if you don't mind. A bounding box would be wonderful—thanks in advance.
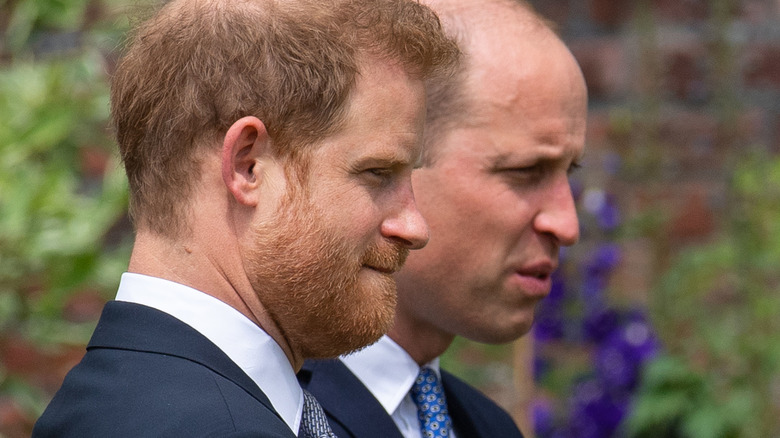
[442,370,483,438]
[442,370,525,438]
[300,359,404,438]
[88,300,282,423]
[301,359,521,438]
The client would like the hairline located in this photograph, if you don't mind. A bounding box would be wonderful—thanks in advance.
[421,0,556,165]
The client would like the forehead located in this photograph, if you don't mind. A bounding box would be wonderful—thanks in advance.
[449,96,586,169]
[433,27,587,163]
[307,56,427,166]
[346,57,426,132]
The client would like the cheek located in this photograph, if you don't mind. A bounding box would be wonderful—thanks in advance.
[470,186,540,236]
[415,174,482,231]
[429,190,514,247]
[319,198,380,245]
[414,185,508,270]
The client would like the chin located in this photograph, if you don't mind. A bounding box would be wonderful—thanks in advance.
[299,290,396,359]
[301,318,391,359]
[333,330,387,357]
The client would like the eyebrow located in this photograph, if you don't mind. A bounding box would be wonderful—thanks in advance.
[488,147,583,170]
[490,149,563,164]
[352,150,413,170]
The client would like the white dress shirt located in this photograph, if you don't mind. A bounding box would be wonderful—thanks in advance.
[115,272,303,435]
[341,335,458,438]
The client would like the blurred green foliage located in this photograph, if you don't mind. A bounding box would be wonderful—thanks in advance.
[621,0,780,435]
[0,53,129,338]
[3,0,91,53]
[0,0,135,430]
[626,152,780,437]
[1,0,778,437]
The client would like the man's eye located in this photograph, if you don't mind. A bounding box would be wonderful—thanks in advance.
[366,168,392,177]
[362,168,397,185]
[500,165,546,187]
[506,165,542,176]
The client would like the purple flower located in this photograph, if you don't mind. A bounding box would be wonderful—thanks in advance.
[533,356,551,382]
[597,195,621,231]
[533,398,556,437]
[623,310,659,361]
[547,270,567,304]
[582,244,621,305]
[594,312,658,392]
[569,379,628,438]
[534,270,568,342]
[583,308,621,343]
[529,178,661,438]
[582,188,621,231]
[534,312,565,342]
[585,244,621,276]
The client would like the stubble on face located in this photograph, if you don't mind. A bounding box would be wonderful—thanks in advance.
[244,191,409,359]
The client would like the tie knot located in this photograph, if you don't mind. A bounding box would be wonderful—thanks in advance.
[410,368,452,438]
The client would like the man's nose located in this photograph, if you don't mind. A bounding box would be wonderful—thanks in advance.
[381,187,430,250]
[533,175,580,246]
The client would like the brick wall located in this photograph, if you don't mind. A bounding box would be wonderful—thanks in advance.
[530,0,780,296]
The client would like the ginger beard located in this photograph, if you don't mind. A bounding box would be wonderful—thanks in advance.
[245,190,409,359]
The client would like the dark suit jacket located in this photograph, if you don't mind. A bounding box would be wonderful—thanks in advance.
[298,358,524,438]
[33,301,296,437]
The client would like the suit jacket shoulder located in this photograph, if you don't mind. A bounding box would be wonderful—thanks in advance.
[299,359,524,438]
[441,369,525,438]
[33,301,295,438]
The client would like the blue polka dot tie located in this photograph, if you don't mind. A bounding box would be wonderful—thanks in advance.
[411,367,453,438]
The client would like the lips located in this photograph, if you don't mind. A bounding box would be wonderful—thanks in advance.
[517,260,555,277]
[512,261,556,298]
[511,273,552,298]
[361,244,409,275]
[363,264,396,274]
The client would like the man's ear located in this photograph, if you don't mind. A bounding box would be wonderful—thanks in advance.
[221,116,271,207]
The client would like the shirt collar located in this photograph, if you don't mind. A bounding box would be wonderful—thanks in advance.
[340,335,440,415]
[115,272,303,434]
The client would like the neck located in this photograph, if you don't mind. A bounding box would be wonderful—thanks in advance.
[128,229,304,371]
[387,312,456,366]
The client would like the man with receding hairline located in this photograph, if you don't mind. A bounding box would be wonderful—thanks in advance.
[299,1,587,437]
[33,0,458,436]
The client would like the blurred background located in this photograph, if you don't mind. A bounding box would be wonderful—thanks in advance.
[0,0,778,437]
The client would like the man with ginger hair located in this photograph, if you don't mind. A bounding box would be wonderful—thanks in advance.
[299,0,587,437]
[33,0,458,436]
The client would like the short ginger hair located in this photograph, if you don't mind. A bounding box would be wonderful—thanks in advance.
[111,0,459,237]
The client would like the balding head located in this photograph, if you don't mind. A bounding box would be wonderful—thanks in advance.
[420,0,584,163]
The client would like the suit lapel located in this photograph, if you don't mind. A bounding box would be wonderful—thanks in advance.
[442,370,486,438]
[89,301,281,421]
[300,359,404,438]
